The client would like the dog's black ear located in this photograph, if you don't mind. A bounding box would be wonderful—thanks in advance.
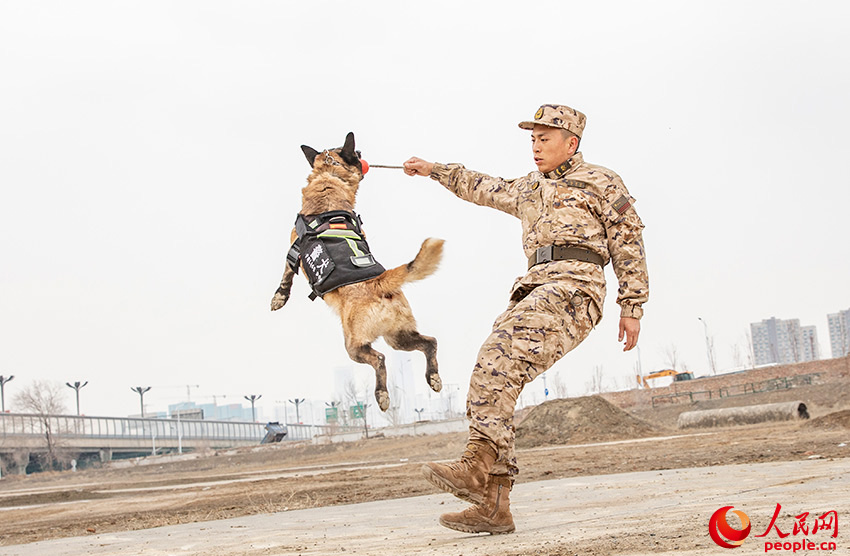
[301,145,320,167]
[342,132,355,154]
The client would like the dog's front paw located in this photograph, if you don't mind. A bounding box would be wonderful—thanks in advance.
[376,390,390,412]
[270,292,289,311]
[428,373,443,393]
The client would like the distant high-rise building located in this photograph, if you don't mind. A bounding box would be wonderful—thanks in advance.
[827,308,850,358]
[800,326,820,361]
[750,317,820,365]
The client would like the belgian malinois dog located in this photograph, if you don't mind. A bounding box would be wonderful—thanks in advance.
[271,132,443,411]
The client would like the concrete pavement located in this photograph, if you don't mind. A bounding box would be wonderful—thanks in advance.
[1,458,847,556]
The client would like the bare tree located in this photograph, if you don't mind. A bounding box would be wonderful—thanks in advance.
[551,371,569,398]
[614,375,633,391]
[383,403,403,428]
[13,380,70,471]
[343,379,370,438]
[383,380,404,427]
[634,361,643,389]
[663,344,679,371]
[745,330,755,369]
[731,341,743,368]
[588,365,605,394]
[707,333,718,375]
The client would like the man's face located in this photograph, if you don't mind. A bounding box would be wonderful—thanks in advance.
[531,125,578,173]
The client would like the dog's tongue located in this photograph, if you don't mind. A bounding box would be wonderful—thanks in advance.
[360,159,369,174]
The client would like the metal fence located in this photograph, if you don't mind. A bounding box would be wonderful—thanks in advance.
[651,372,823,407]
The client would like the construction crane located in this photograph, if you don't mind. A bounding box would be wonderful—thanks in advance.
[637,369,694,388]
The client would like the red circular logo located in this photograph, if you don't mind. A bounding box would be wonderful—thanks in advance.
[709,506,751,549]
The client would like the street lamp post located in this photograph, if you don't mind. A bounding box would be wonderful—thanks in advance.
[413,407,426,434]
[131,386,151,418]
[698,317,717,375]
[66,381,88,415]
[244,394,262,422]
[176,409,183,455]
[288,398,305,424]
[0,375,15,413]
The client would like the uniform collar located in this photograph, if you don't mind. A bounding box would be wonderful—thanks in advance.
[544,152,583,179]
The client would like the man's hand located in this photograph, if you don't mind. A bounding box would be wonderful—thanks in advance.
[618,317,640,351]
[403,157,434,177]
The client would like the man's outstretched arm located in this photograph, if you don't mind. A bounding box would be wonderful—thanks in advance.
[404,157,521,217]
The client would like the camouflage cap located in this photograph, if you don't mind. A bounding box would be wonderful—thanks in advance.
[518,104,587,138]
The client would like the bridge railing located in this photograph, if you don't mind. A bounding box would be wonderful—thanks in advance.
[0,413,266,443]
[0,413,361,445]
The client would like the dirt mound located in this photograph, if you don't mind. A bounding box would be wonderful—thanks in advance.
[515,395,662,448]
[802,409,850,431]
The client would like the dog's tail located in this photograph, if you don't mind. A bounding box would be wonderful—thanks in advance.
[373,238,444,294]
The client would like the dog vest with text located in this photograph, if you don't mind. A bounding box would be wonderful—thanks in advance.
[286,210,386,300]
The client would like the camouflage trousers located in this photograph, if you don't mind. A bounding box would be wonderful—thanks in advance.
[466,281,599,476]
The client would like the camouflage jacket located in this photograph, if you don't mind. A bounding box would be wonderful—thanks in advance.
[430,152,648,320]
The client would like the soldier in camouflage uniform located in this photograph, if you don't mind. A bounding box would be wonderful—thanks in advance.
[403,104,649,534]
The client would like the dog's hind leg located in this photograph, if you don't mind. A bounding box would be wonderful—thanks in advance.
[346,343,390,412]
[387,330,442,393]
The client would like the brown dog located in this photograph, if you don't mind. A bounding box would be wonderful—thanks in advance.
[271,132,443,411]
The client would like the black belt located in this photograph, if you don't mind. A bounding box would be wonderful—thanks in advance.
[528,245,605,270]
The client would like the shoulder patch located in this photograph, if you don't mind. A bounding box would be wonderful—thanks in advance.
[613,195,632,214]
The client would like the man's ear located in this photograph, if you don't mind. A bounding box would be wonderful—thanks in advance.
[564,135,579,157]
[342,132,355,154]
[301,145,320,166]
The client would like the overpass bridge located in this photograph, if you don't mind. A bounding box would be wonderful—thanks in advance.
[0,412,344,475]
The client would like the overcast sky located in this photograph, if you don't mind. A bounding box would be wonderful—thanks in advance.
[2,1,848,422]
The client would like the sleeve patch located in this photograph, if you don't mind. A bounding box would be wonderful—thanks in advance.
[613,195,632,214]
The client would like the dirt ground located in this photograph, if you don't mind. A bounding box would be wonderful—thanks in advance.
[1,379,848,550]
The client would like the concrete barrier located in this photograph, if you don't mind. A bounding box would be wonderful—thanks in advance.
[677,401,809,429]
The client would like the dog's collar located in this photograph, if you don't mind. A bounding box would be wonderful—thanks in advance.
[322,150,341,167]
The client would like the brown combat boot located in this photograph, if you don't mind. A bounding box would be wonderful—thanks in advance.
[438,474,515,534]
[421,440,497,504]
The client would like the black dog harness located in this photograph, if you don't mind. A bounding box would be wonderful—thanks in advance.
[286,210,385,300]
